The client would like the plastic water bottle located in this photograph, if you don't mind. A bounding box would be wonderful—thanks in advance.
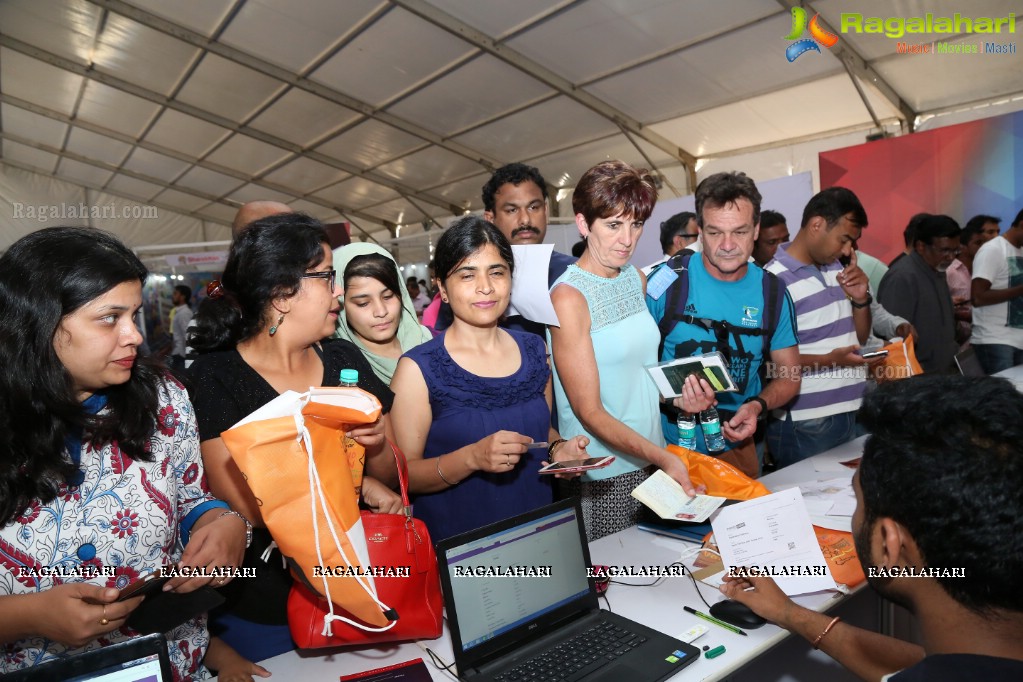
[700,407,726,452]
[676,411,698,450]
[339,368,359,386]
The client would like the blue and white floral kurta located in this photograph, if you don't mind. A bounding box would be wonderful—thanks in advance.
[1,378,221,681]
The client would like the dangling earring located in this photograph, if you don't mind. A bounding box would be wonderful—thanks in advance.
[269,312,285,336]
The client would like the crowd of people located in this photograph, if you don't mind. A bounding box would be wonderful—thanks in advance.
[1,158,1021,681]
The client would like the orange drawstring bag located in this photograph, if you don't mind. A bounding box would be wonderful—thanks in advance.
[221,387,393,630]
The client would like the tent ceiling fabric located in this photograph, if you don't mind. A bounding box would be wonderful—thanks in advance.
[1,0,1022,256]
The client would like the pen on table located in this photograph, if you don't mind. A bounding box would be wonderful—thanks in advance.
[683,606,747,636]
[526,441,549,449]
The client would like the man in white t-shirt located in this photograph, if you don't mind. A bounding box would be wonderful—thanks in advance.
[971,208,1023,373]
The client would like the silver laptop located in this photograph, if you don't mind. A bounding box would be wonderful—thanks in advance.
[436,498,699,681]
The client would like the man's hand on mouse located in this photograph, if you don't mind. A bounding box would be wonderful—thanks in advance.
[719,572,800,628]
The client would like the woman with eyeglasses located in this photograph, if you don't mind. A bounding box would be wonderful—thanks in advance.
[0,227,245,679]
[189,213,401,676]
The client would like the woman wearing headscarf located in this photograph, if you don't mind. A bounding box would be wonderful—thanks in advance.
[333,243,432,384]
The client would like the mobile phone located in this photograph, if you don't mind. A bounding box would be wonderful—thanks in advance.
[860,349,889,360]
[538,456,615,474]
[117,567,173,601]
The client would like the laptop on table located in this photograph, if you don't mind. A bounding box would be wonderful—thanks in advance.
[4,632,173,682]
[436,498,699,682]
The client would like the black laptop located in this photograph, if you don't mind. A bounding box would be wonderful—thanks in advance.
[436,498,700,681]
[4,633,173,682]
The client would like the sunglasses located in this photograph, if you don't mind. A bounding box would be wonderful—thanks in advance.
[302,269,337,290]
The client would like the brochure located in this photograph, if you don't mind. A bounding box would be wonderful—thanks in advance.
[645,351,737,399]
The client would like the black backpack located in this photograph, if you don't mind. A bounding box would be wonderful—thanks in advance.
[654,250,787,369]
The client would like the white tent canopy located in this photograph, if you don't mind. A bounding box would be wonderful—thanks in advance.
[2,0,1022,264]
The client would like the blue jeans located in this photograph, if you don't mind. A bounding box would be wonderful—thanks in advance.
[767,410,865,469]
[971,343,1023,375]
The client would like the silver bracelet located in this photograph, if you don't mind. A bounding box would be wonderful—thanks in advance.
[436,458,459,486]
[218,510,253,548]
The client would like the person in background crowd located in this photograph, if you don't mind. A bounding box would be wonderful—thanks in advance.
[878,215,960,373]
[751,209,789,267]
[722,375,1023,681]
[549,160,697,540]
[765,187,883,466]
[643,211,699,273]
[170,284,194,373]
[231,200,292,238]
[421,258,443,334]
[889,213,930,268]
[971,208,1023,373]
[333,243,432,384]
[406,276,431,319]
[189,213,400,676]
[389,217,589,541]
[0,227,245,679]
[947,215,997,346]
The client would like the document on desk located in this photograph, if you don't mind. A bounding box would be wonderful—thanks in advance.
[507,244,560,326]
[711,487,836,596]
[631,469,726,522]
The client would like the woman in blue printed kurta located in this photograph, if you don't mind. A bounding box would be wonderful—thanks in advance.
[0,227,246,681]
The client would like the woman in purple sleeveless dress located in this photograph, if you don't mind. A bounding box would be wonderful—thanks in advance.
[389,217,589,541]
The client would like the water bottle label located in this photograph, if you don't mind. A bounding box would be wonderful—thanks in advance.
[702,420,722,435]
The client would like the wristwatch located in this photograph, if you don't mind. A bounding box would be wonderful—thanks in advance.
[849,293,872,309]
[743,395,768,421]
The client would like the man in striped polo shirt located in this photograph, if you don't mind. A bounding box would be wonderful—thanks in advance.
[764,187,883,467]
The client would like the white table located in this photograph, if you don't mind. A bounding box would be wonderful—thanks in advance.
[224,439,875,682]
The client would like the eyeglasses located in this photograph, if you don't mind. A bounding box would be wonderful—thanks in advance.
[678,233,699,241]
[302,269,337,290]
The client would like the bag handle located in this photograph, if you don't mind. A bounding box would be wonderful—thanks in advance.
[385,440,413,519]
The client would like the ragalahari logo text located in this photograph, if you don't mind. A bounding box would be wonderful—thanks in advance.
[784,7,839,61]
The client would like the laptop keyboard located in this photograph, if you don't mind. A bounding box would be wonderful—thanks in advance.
[494,620,646,682]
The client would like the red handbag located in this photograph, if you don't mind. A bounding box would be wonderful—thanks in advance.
[287,444,443,647]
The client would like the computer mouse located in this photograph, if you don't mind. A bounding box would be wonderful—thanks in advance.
[709,599,768,629]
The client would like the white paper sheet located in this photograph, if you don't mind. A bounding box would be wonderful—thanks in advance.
[711,488,837,596]
[507,244,560,326]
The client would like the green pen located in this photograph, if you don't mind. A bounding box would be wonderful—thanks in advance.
[683,606,747,636]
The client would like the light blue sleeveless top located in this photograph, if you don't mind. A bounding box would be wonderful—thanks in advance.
[549,264,664,480]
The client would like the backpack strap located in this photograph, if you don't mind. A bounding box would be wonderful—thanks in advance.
[656,250,695,359]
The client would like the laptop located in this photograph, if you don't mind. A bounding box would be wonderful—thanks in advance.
[955,347,985,377]
[436,498,700,682]
[4,633,173,682]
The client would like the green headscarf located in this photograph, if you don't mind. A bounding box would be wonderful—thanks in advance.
[332,242,432,384]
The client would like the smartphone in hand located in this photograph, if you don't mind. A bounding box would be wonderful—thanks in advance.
[538,456,615,475]
[116,566,173,601]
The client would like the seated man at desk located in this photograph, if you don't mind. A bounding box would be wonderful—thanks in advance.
[720,374,1023,681]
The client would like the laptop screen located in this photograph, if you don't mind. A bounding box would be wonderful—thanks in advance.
[4,634,173,682]
[66,651,163,682]
[441,501,592,652]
